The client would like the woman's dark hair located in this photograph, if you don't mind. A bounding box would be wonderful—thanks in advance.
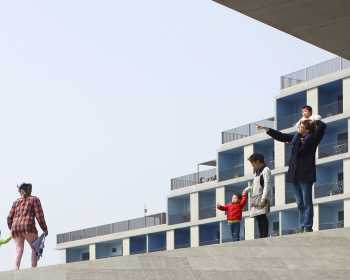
[248,153,265,163]
[300,119,315,132]
[232,193,242,200]
[301,105,313,114]
[18,183,32,197]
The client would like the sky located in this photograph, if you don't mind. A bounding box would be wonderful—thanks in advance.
[0,0,334,271]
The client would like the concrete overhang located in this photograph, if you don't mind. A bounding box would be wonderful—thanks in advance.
[213,0,350,59]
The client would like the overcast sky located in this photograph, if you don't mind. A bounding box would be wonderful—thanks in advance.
[0,0,333,271]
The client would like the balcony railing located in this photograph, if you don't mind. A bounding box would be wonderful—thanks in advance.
[219,164,244,181]
[168,212,191,225]
[318,100,343,118]
[285,184,296,204]
[199,205,217,220]
[57,212,166,244]
[314,182,343,199]
[281,57,350,89]
[319,221,344,231]
[277,112,300,130]
[318,141,348,158]
[170,168,217,191]
[282,228,299,235]
[222,118,274,144]
[199,238,220,246]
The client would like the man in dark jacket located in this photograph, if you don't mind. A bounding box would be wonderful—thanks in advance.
[257,119,326,232]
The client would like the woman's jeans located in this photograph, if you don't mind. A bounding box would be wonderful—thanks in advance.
[292,181,314,230]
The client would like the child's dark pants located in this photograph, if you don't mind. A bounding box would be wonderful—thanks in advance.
[229,222,241,241]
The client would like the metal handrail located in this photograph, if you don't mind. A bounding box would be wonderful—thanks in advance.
[167,212,191,225]
[318,142,348,158]
[198,205,217,220]
[318,100,343,118]
[219,164,245,181]
[314,182,343,198]
[277,112,300,129]
[57,212,166,244]
[319,221,344,230]
[222,117,274,144]
[170,168,217,190]
[281,57,350,89]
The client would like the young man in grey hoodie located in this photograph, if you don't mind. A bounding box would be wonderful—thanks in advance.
[245,153,273,238]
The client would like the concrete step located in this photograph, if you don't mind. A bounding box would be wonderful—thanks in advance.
[1,228,350,280]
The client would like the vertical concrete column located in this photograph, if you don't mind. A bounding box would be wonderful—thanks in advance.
[89,244,96,261]
[274,174,285,207]
[307,88,318,115]
[344,199,350,228]
[190,192,199,222]
[244,217,255,240]
[278,211,282,236]
[313,204,319,232]
[216,186,226,218]
[307,88,320,159]
[219,222,223,243]
[190,225,199,247]
[244,144,254,175]
[344,159,350,194]
[274,141,285,169]
[166,230,174,251]
[122,238,130,256]
[61,249,67,264]
[343,77,350,114]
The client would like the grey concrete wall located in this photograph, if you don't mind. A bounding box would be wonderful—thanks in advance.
[3,228,350,280]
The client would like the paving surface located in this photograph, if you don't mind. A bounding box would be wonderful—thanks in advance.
[1,228,350,279]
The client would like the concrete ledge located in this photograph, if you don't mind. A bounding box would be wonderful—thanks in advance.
[2,228,350,279]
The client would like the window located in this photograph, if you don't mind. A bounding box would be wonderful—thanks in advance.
[148,232,166,252]
[199,222,220,246]
[174,227,190,249]
[168,195,190,225]
[130,235,147,255]
[198,189,216,220]
[96,240,123,259]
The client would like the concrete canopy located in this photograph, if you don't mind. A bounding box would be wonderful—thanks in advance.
[213,0,350,59]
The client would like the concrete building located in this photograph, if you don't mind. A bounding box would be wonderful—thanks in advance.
[56,57,350,263]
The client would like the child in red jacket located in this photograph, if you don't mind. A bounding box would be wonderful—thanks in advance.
[217,190,248,241]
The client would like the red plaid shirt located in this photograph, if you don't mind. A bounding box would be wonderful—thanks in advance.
[7,196,48,238]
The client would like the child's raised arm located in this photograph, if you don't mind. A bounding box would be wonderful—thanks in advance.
[240,190,248,207]
[216,203,228,211]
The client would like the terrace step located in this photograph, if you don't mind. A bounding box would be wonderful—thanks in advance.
[1,228,350,280]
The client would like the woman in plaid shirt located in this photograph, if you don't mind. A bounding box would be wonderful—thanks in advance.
[7,183,48,270]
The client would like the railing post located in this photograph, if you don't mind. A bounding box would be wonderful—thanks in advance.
[305,68,307,81]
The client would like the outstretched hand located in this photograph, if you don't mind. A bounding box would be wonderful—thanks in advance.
[256,124,266,130]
